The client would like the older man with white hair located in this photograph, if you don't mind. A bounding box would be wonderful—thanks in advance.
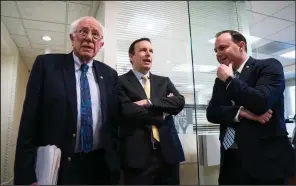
[14,16,120,185]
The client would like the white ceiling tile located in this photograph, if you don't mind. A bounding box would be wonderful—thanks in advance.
[23,19,65,33]
[1,16,26,35]
[31,43,66,51]
[69,1,93,6]
[17,1,66,23]
[11,35,31,48]
[250,17,294,38]
[273,3,295,22]
[26,29,65,46]
[67,3,91,24]
[251,38,272,49]
[247,11,268,26]
[265,24,295,43]
[250,1,294,15]
[1,1,20,18]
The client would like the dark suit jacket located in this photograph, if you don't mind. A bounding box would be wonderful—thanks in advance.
[207,57,295,180]
[14,52,120,185]
[167,115,185,162]
[118,70,185,169]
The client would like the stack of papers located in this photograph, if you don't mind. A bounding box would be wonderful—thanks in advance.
[35,145,61,185]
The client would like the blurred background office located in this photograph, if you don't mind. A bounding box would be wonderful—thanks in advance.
[1,1,295,185]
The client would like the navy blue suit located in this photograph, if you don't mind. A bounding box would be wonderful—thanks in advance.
[14,52,120,184]
[167,115,185,184]
[207,57,295,184]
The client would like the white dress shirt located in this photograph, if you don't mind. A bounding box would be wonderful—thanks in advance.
[132,70,150,88]
[73,52,102,152]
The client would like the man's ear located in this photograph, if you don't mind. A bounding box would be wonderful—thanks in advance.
[238,41,246,51]
[70,33,74,41]
[129,53,133,62]
[100,41,104,48]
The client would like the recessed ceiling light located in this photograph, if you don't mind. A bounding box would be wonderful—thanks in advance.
[280,50,295,59]
[42,36,51,41]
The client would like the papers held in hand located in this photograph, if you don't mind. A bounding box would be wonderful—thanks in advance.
[35,145,61,185]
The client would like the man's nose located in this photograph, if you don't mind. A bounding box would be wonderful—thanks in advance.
[85,32,92,41]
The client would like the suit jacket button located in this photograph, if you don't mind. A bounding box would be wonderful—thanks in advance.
[72,133,76,137]
[68,157,71,161]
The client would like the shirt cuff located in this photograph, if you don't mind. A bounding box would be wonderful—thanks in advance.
[163,112,169,120]
[234,106,243,122]
[226,80,232,90]
[148,99,153,106]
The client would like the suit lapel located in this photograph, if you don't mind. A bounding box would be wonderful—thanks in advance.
[93,61,107,125]
[149,72,159,98]
[126,70,147,99]
[62,52,77,127]
[238,56,256,82]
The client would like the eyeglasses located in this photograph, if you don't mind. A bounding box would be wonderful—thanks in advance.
[75,28,103,41]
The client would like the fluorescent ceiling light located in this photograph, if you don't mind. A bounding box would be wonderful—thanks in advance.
[280,50,295,59]
[208,35,261,44]
[42,36,51,41]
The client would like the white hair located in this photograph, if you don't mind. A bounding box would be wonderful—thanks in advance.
[69,16,104,37]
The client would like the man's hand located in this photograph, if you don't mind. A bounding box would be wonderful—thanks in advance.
[217,63,234,82]
[167,93,174,97]
[163,93,174,118]
[239,108,273,124]
[134,99,149,107]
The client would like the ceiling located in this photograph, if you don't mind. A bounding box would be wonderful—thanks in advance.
[245,1,295,67]
[1,1,100,69]
[1,1,295,72]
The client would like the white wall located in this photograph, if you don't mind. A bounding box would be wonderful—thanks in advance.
[94,1,117,70]
[1,21,29,185]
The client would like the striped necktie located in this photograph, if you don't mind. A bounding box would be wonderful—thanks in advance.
[142,75,160,142]
[79,64,93,152]
[223,71,240,150]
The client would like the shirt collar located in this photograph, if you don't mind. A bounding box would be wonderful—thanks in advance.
[236,56,249,73]
[132,70,150,80]
[72,52,94,72]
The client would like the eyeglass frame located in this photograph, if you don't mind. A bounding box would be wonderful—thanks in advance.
[74,27,103,41]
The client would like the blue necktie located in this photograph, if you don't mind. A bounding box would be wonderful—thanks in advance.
[223,71,240,150]
[79,64,93,152]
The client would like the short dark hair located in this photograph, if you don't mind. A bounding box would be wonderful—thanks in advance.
[215,30,248,52]
[128,38,151,64]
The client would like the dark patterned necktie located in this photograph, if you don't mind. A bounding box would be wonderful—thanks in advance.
[223,71,240,150]
[79,64,93,152]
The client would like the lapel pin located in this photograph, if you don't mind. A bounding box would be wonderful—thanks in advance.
[231,100,235,106]
[246,66,249,68]
[100,76,103,79]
